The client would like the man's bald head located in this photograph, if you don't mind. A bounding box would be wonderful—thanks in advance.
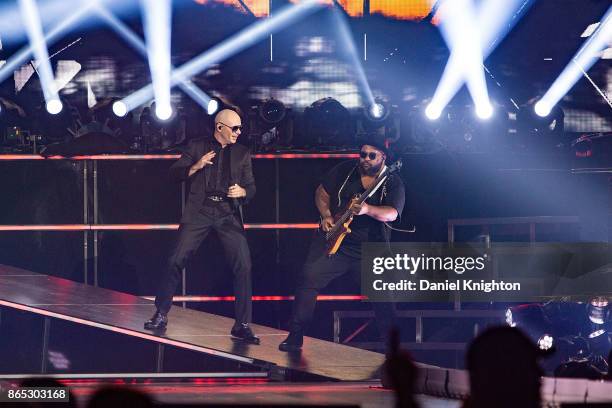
[213,108,242,147]
[215,109,241,126]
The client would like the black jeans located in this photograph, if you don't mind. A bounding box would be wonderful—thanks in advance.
[289,233,397,340]
[155,203,252,327]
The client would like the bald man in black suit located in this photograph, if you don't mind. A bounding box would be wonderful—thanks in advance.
[145,108,259,344]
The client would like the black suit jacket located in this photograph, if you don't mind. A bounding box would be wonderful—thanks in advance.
[169,138,256,224]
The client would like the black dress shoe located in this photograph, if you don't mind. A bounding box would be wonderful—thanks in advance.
[231,323,260,345]
[144,311,168,331]
[279,331,303,352]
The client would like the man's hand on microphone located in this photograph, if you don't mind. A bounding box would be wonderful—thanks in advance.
[227,184,247,198]
[189,151,215,177]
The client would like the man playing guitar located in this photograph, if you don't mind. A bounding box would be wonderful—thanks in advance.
[279,135,405,351]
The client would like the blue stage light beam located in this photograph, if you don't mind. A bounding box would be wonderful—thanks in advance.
[0,0,87,47]
[18,0,62,114]
[140,0,173,120]
[0,2,96,86]
[95,6,214,114]
[535,5,612,117]
[332,7,375,109]
[428,0,491,120]
[427,0,532,119]
[0,0,139,48]
[119,0,325,113]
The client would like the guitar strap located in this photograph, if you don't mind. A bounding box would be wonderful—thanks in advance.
[366,165,388,199]
[337,164,388,207]
[336,164,357,207]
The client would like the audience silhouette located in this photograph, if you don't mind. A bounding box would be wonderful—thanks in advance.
[463,326,543,408]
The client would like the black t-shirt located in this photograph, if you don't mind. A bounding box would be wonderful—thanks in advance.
[321,160,405,256]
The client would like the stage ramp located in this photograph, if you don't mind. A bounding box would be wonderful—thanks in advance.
[0,264,384,381]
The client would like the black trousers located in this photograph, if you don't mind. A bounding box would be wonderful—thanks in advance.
[289,233,397,340]
[154,204,252,326]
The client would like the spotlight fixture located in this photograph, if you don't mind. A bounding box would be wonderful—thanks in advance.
[149,101,175,123]
[207,98,220,116]
[534,101,551,118]
[358,99,399,148]
[139,103,186,152]
[517,97,565,137]
[259,98,286,124]
[587,296,609,325]
[425,103,441,121]
[505,308,515,327]
[46,99,63,115]
[303,97,353,147]
[538,334,554,351]
[365,98,391,124]
[247,98,291,149]
[112,100,128,118]
[155,103,173,121]
[476,103,494,120]
[588,329,606,339]
[505,303,553,342]
[508,301,612,375]
[365,99,389,123]
[370,103,384,119]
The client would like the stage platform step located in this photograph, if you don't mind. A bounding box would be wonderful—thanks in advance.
[0,265,384,381]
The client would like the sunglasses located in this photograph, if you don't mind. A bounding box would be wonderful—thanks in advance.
[359,151,380,160]
[217,122,243,133]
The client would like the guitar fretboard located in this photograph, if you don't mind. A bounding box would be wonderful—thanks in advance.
[325,167,389,240]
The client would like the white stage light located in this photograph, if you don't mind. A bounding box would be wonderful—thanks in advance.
[505,309,515,327]
[155,104,173,121]
[19,0,61,110]
[476,103,493,120]
[537,334,554,351]
[589,329,605,338]
[141,0,172,127]
[333,8,375,109]
[119,0,323,113]
[537,5,612,113]
[207,99,219,116]
[112,100,128,117]
[425,104,441,120]
[534,101,551,118]
[428,0,531,115]
[369,103,385,119]
[0,3,93,85]
[46,99,63,115]
[96,6,214,114]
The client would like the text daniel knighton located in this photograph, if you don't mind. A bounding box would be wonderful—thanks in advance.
[373,279,521,293]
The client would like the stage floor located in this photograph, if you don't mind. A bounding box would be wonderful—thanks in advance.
[0,264,384,381]
[59,381,459,407]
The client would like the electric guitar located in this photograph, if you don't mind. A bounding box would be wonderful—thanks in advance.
[323,160,402,256]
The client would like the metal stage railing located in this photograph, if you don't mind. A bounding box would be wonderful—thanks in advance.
[333,309,503,364]
[447,215,581,243]
[332,216,580,359]
[0,152,358,305]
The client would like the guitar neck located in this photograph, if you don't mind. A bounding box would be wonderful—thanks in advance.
[329,167,389,233]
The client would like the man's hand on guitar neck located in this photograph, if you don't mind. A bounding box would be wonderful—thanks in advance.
[349,201,369,216]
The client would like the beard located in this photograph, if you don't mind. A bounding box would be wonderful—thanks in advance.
[359,160,383,176]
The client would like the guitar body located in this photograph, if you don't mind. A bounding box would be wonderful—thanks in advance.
[321,160,403,257]
[325,214,353,256]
